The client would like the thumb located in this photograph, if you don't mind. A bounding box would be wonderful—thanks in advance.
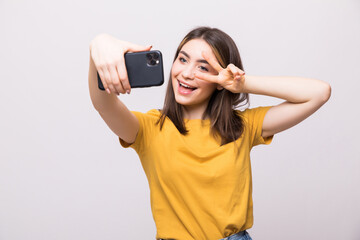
[127,43,152,53]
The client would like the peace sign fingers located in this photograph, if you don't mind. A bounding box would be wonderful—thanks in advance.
[194,51,223,83]
[227,63,245,80]
[194,71,219,83]
[194,50,246,93]
[201,51,224,73]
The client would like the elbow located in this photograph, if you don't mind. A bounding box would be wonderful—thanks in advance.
[321,82,332,103]
[315,81,331,105]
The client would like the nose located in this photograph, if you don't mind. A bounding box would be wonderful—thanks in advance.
[181,65,195,80]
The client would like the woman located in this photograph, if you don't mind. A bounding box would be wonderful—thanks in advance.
[88,27,331,240]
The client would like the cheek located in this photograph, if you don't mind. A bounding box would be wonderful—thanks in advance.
[171,62,181,75]
[171,71,177,86]
[198,80,217,90]
[170,67,176,82]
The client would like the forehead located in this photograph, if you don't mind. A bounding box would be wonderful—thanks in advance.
[180,39,214,58]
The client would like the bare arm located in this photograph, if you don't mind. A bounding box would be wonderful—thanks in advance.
[243,75,332,138]
[194,52,331,138]
[88,34,151,143]
[88,54,138,143]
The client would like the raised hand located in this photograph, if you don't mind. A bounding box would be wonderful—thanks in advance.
[90,34,152,95]
[194,51,246,93]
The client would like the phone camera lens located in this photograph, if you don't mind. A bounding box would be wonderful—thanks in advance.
[152,53,159,60]
[146,53,153,60]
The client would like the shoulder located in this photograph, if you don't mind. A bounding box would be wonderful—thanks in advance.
[132,109,161,118]
[129,109,162,127]
[145,109,162,118]
[235,106,273,123]
[235,106,274,146]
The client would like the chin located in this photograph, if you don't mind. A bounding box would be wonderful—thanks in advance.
[174,95,189,106]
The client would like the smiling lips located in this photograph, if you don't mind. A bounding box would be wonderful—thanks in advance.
[177,80,197,95]
[178,80,197,89]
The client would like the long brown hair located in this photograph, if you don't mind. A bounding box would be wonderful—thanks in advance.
[156,26,249,150]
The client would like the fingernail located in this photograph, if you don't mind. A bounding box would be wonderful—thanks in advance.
[126,90,130,94]
[106,88,111,94]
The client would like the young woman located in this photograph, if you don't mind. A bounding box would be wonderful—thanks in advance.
[88,27,331,240]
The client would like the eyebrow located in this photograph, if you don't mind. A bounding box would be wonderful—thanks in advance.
[180,50,209,64]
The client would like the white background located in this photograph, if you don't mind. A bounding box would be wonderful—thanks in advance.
[0,0,359,239]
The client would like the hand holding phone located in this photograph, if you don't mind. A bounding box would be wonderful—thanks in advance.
[97,50,164,92]
[90,34,160,95]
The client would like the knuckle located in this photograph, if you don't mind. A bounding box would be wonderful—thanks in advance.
[107,77,114,85]
[112,81,121,87]
[105,62,114,69]
[118,73,127,81]
[98,63,106,69]
[120,78,128,85]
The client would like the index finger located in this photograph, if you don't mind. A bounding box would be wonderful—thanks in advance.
[116,57,131,94]
[202,51,223,73]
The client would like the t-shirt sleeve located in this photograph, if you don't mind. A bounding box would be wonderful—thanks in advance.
[118,110,154,154]
[243,106,274,147]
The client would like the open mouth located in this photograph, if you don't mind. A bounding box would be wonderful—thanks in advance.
[178,80,197,92]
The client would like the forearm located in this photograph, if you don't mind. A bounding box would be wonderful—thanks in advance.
[243,75,331,104]
[88,50,118,112]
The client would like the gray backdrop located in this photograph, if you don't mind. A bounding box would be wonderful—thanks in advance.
[0,0,359,239]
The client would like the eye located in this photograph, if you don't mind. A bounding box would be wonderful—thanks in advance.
[179,57,187,63]
[199,66,209,72]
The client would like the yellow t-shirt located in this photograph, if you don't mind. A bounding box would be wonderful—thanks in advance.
[119,106,273,240]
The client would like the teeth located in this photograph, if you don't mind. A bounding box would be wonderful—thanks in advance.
[179,81,194,89]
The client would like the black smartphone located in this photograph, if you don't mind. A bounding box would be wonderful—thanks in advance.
[97,50,164,90]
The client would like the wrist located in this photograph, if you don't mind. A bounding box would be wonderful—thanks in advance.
[241,75,251,94]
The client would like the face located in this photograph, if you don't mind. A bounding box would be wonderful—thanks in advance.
[171,39,221,113]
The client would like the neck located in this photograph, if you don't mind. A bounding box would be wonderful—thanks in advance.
[182,104,208,120]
